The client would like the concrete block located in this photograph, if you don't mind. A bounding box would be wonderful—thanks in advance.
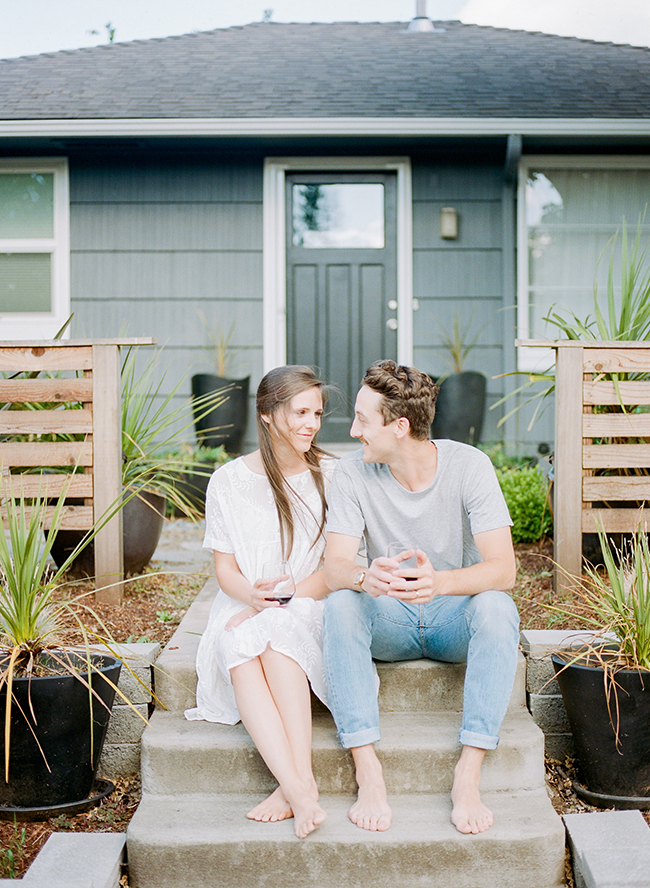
[529,693,571,734]
[526,655,561,695]
[564,810,650,888]
[98,742,141,779]
[543,733,574,761]
[23,833,125,888]
[92,642,160,705]
[104,703,149,744]
[520,629,601,657]
[98,742,141,778]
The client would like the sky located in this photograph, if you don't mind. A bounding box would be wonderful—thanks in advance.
[0,0,649,60]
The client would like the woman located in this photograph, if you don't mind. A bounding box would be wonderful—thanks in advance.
[185,366,334,838]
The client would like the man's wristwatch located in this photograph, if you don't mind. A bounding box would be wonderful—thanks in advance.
[353,569,366,592]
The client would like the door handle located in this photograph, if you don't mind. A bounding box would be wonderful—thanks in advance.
[386,318,398,330]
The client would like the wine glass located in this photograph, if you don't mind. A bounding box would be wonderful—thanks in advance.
[261,560,296,605]
[386,542,417,568]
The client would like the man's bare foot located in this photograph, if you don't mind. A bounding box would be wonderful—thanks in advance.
[247,786,293,823]
[349,745,392,831]
[450,746,493,835]
[349,783,392,831]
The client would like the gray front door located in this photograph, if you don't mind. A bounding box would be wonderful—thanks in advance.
[286,172,398,442]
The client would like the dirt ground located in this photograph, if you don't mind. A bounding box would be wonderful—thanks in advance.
[1,535,647,882]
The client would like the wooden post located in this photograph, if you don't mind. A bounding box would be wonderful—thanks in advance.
[92,345,124,603]
[553,345,584,595]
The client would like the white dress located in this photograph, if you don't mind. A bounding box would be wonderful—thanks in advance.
[184,456,335,725]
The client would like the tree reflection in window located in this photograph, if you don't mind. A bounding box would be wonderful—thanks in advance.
[292,183,384,248]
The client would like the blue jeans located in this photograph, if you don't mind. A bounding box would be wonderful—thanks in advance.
[323,589,520,750]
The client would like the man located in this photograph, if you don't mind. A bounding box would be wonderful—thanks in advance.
[323,360,519,835]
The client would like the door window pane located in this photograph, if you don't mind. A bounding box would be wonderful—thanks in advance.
[0,253,51,311]
[292,183,384,248]
[0,173,54,238]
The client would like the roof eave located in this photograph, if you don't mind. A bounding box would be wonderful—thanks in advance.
[1,117,650,138]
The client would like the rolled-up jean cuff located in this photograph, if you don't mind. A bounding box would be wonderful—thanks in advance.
[459,729,499,751]
[338,726,381,749]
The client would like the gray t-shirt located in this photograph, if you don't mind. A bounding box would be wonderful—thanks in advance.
[326,440,512,572]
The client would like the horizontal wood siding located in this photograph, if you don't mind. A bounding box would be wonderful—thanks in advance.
[69,157,263,449]
[412,161,509,443]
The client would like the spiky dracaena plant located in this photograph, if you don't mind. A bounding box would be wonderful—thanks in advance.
[120,346,230,516]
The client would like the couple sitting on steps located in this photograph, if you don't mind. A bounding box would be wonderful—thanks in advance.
[185,360,520,839]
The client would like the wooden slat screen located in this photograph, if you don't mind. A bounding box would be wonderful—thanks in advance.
[0,339,154,603]
[518,341,650,595]
[583,380,650,406]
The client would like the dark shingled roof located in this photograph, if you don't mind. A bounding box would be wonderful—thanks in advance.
[1,20,649,120]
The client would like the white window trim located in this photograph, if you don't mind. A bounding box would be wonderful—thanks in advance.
[517,155,650,372]
[263,156,413,372]
[0,157,70,340]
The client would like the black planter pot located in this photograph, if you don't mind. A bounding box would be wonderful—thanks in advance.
[430,371,487,445]
[552,652,650,806]
[48,489,166,577]
[191,374,250,454]
[0,652,121,810]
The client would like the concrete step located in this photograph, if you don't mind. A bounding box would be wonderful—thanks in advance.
[141,707,546,797]
[154,580,528,714]
[127,789,565,888]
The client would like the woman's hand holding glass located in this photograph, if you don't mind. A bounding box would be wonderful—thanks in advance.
[226,562,296,630]
[252,561,296,609]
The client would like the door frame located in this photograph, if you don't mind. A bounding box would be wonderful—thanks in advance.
[263,156,413,372]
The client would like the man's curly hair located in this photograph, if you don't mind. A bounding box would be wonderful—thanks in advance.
[361,360,439,440]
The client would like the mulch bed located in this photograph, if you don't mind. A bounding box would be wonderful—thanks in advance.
[2,536,647,884]
[0,775,141,882]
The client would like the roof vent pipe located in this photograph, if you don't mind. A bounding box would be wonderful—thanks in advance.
[406,1,446,33]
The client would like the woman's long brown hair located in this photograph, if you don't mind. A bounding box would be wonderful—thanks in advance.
[256,366,329,560]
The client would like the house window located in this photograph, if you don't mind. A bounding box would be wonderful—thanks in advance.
[517,156,650,371]
[0,158,69,340]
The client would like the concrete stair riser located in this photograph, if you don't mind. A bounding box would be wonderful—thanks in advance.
[127,791,565,888]
[153,581,528,715]
[141,709,546,796]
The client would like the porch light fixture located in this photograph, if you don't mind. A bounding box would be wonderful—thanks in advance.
[440,207,458,239]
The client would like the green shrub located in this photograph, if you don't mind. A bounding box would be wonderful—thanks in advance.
[496,465,553,543]
[479,442,535,471]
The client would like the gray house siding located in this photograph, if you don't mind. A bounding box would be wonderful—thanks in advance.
[412,160,507,442]
[68,156,264,449]
[64,149,529,450]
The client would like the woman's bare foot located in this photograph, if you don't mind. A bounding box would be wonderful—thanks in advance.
[349,745,392,831]
[291,795,327,838]
[450,746,493,835]
[247,786,293,822]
